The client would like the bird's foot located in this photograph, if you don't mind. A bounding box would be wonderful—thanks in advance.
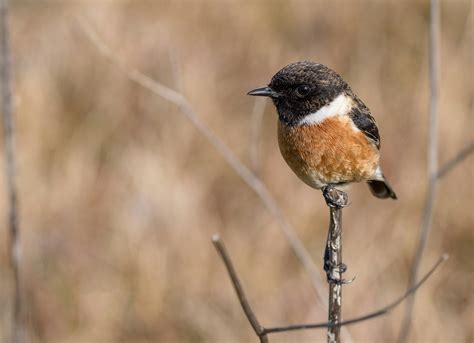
[322,185,349,208]
[329,275,356,285]
[324,261,355,285]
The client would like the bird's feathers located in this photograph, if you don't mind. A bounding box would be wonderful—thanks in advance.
[367,179,397,199]
[349,98,381,149]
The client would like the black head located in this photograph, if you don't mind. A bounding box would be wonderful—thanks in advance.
[248,61,350,125]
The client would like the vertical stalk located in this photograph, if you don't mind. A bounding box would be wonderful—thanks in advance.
[0,0,21,342]
[326,207,343,343]
[398,0,440,341]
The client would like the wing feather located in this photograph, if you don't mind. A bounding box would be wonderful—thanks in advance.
[349,99,380,149]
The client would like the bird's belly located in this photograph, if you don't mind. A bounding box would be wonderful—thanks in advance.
[278,117,380,189]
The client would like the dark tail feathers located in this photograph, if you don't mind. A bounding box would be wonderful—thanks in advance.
[367,179,397,199]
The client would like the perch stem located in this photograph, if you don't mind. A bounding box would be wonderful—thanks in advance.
[326,207,343,342]
[323,186,350,343]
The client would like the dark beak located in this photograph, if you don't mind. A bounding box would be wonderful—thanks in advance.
[247,86,281,98]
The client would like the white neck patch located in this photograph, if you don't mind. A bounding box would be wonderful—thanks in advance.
[298,93,354,126]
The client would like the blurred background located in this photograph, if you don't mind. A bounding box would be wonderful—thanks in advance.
[0,0,472,342]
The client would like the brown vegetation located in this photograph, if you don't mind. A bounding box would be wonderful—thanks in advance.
[0,1,472,342]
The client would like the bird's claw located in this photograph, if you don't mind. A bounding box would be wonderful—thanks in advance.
[322,186,349,208]
[325,262,355,285]
[327,275,356,285]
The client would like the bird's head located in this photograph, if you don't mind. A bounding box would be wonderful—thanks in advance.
[248,61,350,125]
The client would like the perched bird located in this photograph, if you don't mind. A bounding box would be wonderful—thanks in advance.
[248,61,396,204]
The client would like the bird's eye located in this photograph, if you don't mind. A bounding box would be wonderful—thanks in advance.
[295,85,311,98]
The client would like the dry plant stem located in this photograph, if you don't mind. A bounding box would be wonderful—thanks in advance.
[326,207,343,343]
[264,254,448,334]
[78,20,334,312]
[1,1,21,342]
[212,235,269,343]
[323,188,350,343]
[437,142,474,179]
[398,1,439,341]
[212,233,448,340]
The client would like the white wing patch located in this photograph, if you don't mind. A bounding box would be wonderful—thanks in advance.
[299,93,354,126]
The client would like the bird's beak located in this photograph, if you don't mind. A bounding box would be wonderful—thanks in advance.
[247,86,281,98]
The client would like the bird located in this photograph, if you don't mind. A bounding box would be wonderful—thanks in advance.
[248,61,396,205]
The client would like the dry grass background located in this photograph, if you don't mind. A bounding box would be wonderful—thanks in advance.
[0,0,472,342]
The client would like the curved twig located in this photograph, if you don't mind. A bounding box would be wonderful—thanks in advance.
[212,235,268,343]
[212,233,447,340]
[264,254,448,334]
[437,142,474,179]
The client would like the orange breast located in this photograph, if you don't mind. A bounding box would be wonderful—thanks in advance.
[278,116,380,189]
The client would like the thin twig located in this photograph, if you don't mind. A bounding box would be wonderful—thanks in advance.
[77,19,331,310]
[212,235,269,343]
[398,0,440,341]
[437,142,474,179]
[212,233,448,339]
[0,0,21,342]
[264,254,448,334]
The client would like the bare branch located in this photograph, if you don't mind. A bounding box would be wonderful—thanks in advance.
[77,19,331,310]
[212,235,269,343]
[264,254,448,334]
[437,142,474,179]
[322,187,350,343]
[1,0,22,342]
[398,0,440,341]
[212,233,447,339]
